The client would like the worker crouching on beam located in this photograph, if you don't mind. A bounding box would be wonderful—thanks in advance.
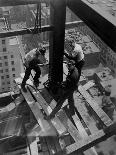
[21,48,47,92]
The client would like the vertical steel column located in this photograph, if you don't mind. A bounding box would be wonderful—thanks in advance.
[49,0,66,84]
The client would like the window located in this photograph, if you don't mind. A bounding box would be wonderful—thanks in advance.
[11,61,14,65]
[7,81,10,84]
[2,82,5,85]
[3,48,6,52]
[12,68,15,71]
[1,76,4,79]
[0,57,1,60]
[0,70,3,73]
[2,39,5,44]
[6,75,9,78]
[13,74,15,77]
[11,55,14,58]
[5,62,8,66]
[5,69,8,72]
[4,56,8,59]
[0,63,2,67]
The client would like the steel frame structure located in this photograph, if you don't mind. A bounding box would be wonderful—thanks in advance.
[0,1,116,152]
[67,0,116,52]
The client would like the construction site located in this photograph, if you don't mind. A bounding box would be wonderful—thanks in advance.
[0,0,116,155]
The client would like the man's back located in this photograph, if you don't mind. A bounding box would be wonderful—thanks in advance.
[24,48,38,68]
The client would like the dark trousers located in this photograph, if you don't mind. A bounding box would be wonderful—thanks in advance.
[75,59,85,76]
[22,65,41,86]
[50,86,76,117]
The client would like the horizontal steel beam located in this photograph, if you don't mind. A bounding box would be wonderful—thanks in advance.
[0,0,48,6]
[67,0,116,52]
[0,25,53,38]
[0,21,84,38]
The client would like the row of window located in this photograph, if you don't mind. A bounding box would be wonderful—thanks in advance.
[0,61,15,67]
[1,74,15,79]
[0,69,8,73]
[0,55,14,60]
[2,81,10,85]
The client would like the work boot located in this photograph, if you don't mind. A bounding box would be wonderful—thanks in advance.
[21,84,27,92]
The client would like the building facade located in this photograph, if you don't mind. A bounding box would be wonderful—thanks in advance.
[0,35,24,94]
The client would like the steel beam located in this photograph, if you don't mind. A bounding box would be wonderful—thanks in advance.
[0,21,84,38]
[49,0,66,84]
[0,0,48,6]
[0,25,53,38]
[67,0,116,52]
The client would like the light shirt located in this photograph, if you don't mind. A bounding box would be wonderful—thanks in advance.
[24,48,38,67]
[72,43,84,62]
[25,48,37,63]
[24,48,47,67]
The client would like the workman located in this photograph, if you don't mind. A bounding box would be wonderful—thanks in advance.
[44,62,80,120]
[64,41,85,77]
[21,48,46,92]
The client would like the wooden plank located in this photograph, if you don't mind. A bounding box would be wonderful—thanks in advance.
[57,109,83,143]
[83,81,95,91]
[78,85,113,126]
[14,78,58,137]
[74,92,99,134]
[72,114,98,155]
[28,85,67,136]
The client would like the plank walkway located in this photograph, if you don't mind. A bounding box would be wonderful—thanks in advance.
[14,78,58,137]
[28,85,67,136]
[14,77,116,155]
[35,87,99,155]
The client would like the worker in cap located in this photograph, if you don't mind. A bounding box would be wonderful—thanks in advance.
[44,62,80,120]
[64,42,85,77]
[21,48,46,92]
